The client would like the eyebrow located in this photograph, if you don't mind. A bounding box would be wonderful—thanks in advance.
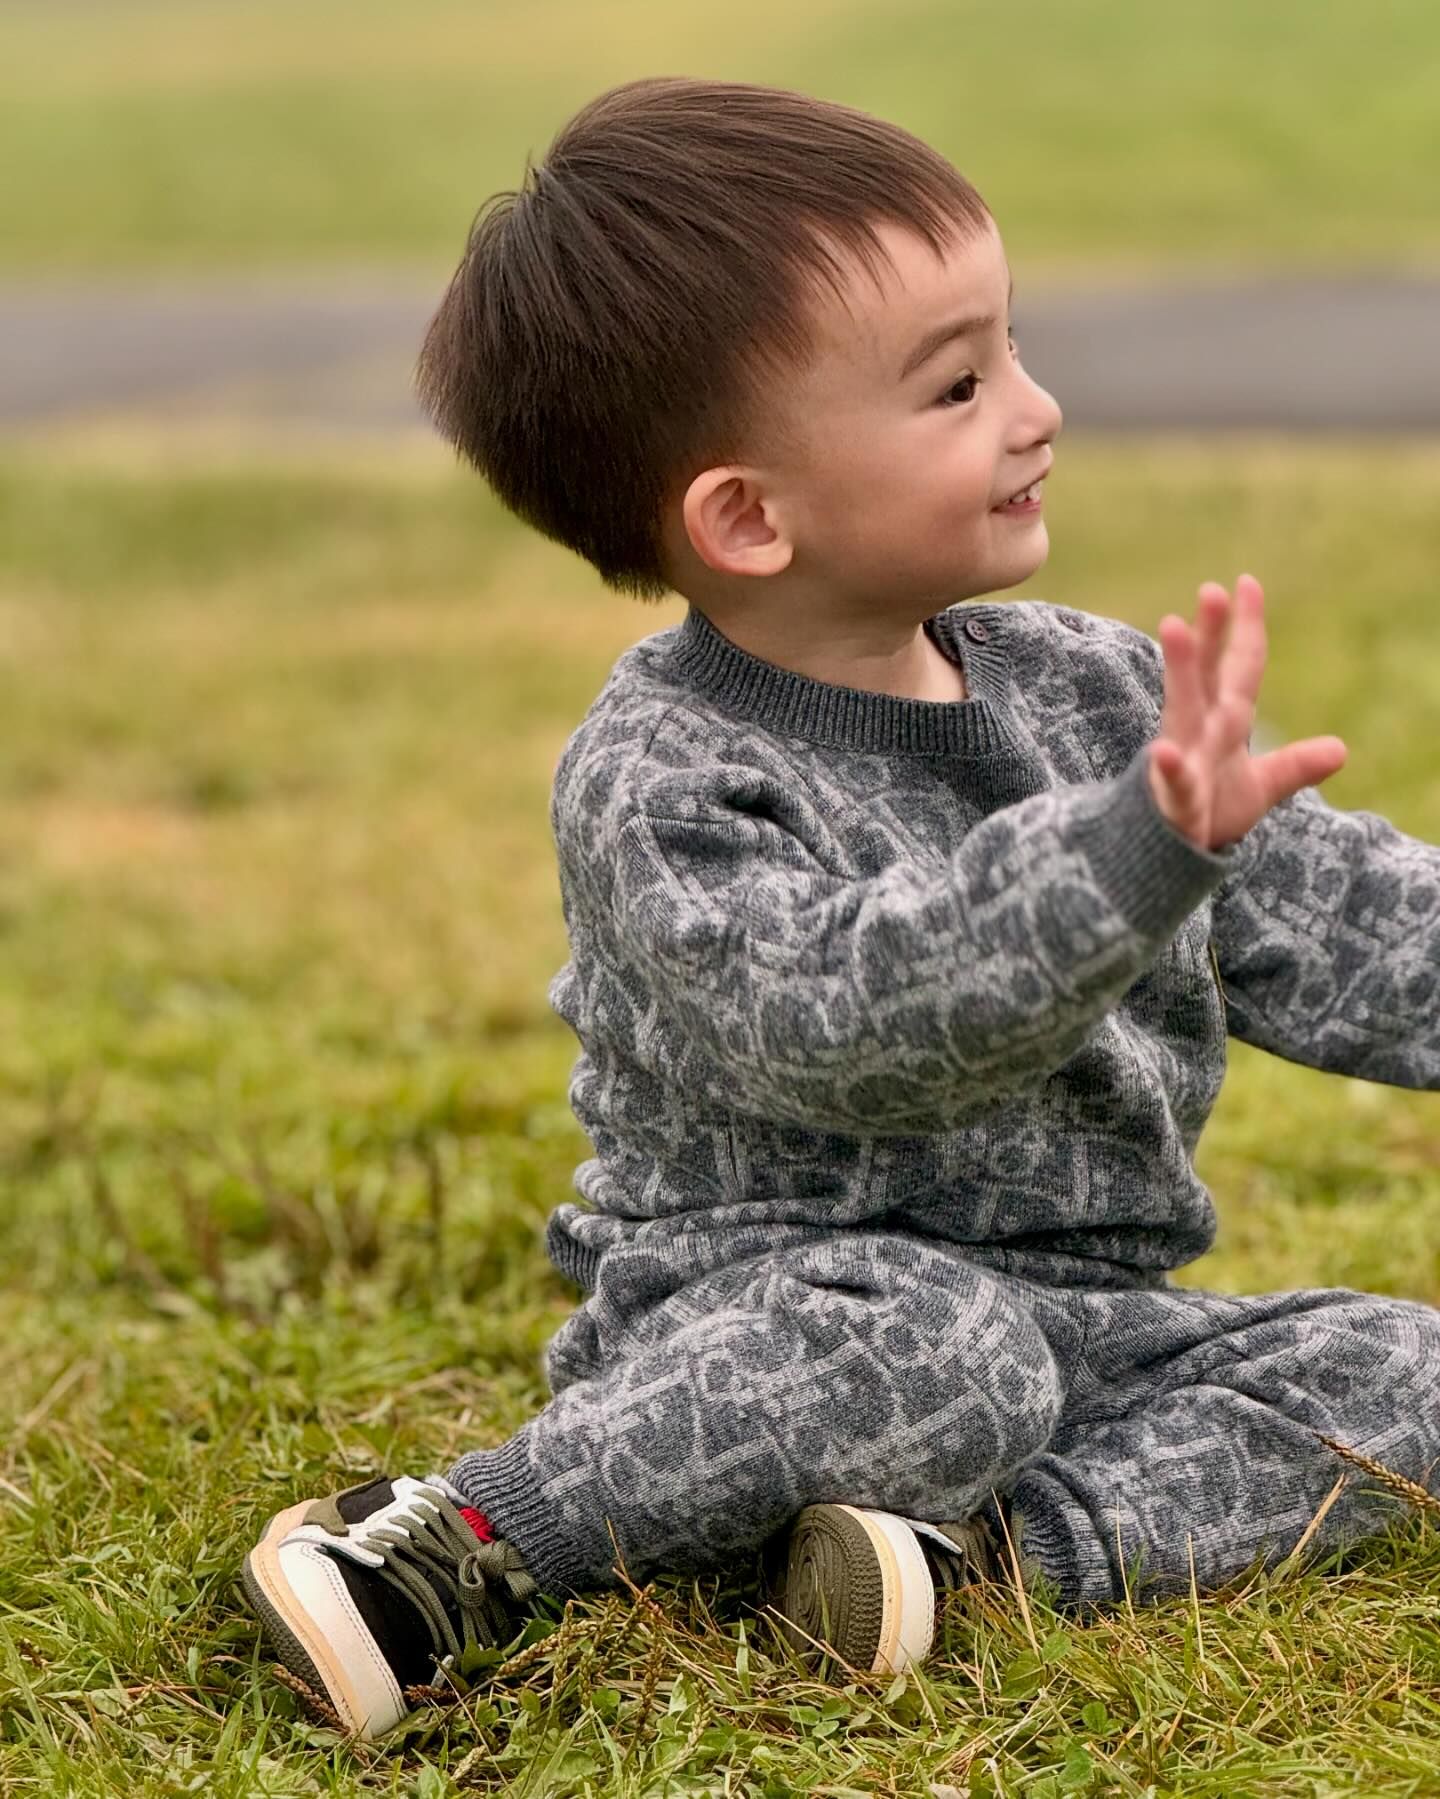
[899,273,1015,382]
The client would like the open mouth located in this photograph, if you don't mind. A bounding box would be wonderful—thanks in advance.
[995,476,1046,512]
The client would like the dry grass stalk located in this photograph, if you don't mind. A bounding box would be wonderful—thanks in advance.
[270,1663,346,1732]
[1313,1432,1440,1518]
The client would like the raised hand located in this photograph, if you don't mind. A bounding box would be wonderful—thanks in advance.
[1147,573,1348,853]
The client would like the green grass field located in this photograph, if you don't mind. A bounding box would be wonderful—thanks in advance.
[1,438,1439,1795]
[2,0,1439,273]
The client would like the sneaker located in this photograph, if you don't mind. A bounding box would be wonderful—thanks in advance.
[241,1472,539,1740]
[763,1503,1003,1677]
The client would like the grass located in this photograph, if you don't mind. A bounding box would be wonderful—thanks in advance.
[2,0,1439,273]
[1,435,1439,1794]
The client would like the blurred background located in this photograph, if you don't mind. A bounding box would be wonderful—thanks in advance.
[2,0,1440,1715]
[4,0,1440,1304]
[4,0,1440,1348]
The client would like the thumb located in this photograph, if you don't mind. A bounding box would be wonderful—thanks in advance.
[1250,736,1348,810]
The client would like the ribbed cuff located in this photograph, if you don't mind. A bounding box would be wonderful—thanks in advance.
[1007,1469,1118,1608]
[545,1208,600,1292]
[1076,746,1241,942]
[446,1428,604,1600]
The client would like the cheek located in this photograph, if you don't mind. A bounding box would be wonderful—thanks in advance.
[928,454,999,525]
[925,428,998,509]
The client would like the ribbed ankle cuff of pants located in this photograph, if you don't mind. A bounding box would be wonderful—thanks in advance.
[1005,1473,1116,1608]
[446,1427,597,1601]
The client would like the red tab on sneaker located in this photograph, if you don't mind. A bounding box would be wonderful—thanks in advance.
[458,1505,496,1543]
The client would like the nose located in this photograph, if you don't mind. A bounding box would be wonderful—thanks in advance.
[1011,353,1063,446]
[1025,365,1064,444]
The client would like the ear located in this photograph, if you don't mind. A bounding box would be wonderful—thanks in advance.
[681,465,794,578]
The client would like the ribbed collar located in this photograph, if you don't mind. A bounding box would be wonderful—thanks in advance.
[661,602,1028,756]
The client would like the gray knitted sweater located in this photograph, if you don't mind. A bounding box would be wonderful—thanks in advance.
[542,599,1439,1311]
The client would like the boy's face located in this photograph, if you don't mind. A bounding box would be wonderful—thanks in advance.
[670,215,1063,631]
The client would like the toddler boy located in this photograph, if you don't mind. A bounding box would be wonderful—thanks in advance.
[242,77,1440,1740]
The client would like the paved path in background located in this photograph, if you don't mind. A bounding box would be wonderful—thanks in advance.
[3,272,1439,435]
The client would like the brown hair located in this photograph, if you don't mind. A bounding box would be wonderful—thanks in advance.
[415,77,991,602]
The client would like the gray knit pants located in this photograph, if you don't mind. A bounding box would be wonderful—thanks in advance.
[447,1234,1440,1608]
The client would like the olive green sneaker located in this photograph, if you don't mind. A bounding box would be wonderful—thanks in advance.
[763,1503,1003,1676]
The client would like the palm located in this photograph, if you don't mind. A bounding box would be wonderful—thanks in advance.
[1203,744,1274,851]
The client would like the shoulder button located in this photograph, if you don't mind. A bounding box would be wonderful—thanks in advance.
[961,616,990,644]
[1058,610,1086,633]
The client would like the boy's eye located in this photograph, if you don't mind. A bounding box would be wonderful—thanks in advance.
[939,372,982,408]
[936,327,1018,409]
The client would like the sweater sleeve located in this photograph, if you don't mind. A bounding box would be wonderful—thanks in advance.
[1209,783,1440,1087]
[610,744,1241,1135]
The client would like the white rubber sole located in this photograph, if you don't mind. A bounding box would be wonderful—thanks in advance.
[242,1500,405,1740]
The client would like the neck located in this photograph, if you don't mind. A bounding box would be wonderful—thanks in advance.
[686,608,968,704]
[663,602,1023,758]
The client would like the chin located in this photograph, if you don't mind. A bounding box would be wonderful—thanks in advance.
[1015,528,1051,579]
[989,545,1049,595]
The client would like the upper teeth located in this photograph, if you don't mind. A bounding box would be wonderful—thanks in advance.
[1010,481,1040,504]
